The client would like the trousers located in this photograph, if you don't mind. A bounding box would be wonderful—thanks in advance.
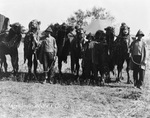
[43,52,55,81]
[133,55,145,87]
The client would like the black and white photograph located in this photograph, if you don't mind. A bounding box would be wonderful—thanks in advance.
[0,0,150,117]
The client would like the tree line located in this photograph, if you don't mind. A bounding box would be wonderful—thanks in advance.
[66,6,115,28]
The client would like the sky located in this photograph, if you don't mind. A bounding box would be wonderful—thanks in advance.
[0,0,150,36]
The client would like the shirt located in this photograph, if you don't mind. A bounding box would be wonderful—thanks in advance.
[42,35,57,55]
[131,39,146,56]
[130,39,147,70]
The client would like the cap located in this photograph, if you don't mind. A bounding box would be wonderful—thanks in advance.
[45,27,52,33]
[135,30,144,37]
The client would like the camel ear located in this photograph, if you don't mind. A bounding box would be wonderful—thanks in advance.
[10,24,13,27]
[38,21,41,25]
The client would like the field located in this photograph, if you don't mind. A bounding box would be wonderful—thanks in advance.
[0,42,150,118]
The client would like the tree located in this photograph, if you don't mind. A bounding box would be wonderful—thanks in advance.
[67,9,88,28]
[89,7,115,21]
[66,6,115,28]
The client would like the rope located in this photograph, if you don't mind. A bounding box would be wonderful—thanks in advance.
[39,56,57,73]
[43,57,57,73]
[0,31,9,36]
[130,55,143,66]
[34,48,57,73]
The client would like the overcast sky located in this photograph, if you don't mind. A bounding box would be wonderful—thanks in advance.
[0,0,150,36]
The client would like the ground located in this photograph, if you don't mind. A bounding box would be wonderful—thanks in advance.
[0,43,150,118]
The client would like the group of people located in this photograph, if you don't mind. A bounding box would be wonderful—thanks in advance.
[38,22,147,89]
[0,16,147,88]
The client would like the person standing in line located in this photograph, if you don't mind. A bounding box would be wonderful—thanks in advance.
[40,27,57,84]
[130,30,147,89]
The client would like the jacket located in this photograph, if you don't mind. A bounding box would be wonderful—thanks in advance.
[130,39,147,70]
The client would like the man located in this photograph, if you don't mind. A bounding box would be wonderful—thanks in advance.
[130,30,147,89]
[40,27,57,84]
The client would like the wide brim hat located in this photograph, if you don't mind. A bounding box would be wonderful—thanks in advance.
[44,27,53,33]
[136,30,144,37]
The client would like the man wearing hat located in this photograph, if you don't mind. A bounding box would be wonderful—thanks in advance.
[40,27,57,84]
[130,30,147,89]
